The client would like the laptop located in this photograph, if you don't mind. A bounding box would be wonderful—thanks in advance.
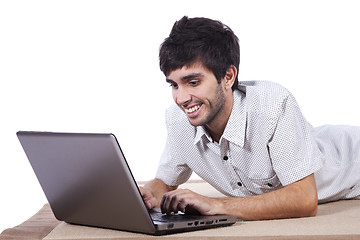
[17,131,237,235]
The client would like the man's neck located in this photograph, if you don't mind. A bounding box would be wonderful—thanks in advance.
[205,92,234,143]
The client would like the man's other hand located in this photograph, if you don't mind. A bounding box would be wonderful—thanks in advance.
[160,188,221,215]
[139,186,158,210]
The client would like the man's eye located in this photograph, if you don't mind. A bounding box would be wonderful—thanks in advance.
[169,83,178,88]
[189,81,199,86]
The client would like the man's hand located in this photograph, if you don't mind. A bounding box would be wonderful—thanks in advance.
[139,186,158,210]
[160,189,221,215]
[139,178,178,210]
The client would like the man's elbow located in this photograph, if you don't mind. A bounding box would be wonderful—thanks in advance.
[301,195,318,217]
[305,202,318,217]
[293,174,319,218]
[308,199,318,217]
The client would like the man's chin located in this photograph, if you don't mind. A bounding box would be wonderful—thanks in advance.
[187,117,206,127]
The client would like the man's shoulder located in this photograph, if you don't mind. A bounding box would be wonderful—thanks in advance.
[238,80,290,95]
[238,80,292,104]
[165,104,193,128]
[165,104,185,121]
[236,80,295,118]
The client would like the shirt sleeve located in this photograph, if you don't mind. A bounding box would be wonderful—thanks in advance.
[155,139,193,186]
[267,93,323,186]
[155,106,193,186]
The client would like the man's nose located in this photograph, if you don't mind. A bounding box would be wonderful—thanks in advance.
[174,87,191,106]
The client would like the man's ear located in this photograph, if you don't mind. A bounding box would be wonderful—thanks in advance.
[224,65,237,90]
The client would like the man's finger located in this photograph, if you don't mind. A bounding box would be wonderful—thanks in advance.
[160,193,169,214]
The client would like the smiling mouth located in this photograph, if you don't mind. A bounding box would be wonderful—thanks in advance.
[184,104,202,114]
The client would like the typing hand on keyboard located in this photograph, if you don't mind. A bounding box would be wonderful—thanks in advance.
[160,188,220,216]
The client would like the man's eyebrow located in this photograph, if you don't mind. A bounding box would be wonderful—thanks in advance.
[166,78,175,83]
[181,73,203,81]
[166,73,204,83]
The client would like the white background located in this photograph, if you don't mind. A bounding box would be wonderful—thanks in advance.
[1,0,359,233]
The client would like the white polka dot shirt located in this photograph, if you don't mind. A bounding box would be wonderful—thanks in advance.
[156,81,360,203]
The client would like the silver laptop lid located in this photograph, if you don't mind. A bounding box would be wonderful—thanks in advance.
[17,131,157,234]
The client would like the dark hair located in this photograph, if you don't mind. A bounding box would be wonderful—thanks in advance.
[159,16,240,90]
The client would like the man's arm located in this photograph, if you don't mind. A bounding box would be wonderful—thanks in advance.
[139,178,178,209]
[160,174,318,220]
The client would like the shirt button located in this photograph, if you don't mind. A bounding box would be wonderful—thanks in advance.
[237,182,242,187]
[223,156,229,161]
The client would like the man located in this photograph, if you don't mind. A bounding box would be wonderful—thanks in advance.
[140,16,360,220]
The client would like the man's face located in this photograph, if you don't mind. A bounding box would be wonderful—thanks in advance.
[166,63,226,127]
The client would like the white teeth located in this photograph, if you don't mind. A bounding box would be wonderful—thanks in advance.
[185,105,200,113]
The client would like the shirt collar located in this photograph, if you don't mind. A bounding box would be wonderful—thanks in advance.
[193,88,247,147]
[193,125,212,144]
